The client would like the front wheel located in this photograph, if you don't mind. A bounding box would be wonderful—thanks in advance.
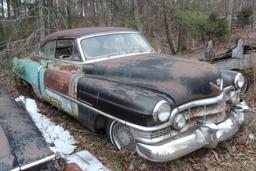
[106,120,136,153]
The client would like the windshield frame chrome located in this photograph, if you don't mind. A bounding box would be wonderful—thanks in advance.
[76,31,155,63]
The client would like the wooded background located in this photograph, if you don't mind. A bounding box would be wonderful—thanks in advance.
[0,0,256,56]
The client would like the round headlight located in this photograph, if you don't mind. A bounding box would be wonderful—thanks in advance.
[172,114,187,130]
[228,91,239,103]
[234,73,245,89]
[153,101,171,122]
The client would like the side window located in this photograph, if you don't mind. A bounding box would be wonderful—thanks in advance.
[55,39,82,61]
[38,41,56,58]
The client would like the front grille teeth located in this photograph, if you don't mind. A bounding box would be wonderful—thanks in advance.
[133,102,229,143]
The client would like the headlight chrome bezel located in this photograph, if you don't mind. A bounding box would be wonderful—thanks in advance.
[228,90,239,103]
[172,113,187,130]
[234,73,245,89]
[153,100,171,122]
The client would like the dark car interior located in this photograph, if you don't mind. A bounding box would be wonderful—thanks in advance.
[55,39,81,61]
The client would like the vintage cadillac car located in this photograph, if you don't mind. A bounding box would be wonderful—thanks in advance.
[13,27,250,162]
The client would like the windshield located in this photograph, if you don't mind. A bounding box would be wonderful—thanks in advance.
[80,33,153,59]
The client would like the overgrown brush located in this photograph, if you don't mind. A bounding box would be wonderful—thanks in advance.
[175,10,228,41]
[237,6,254,28]
[0,54,24,86]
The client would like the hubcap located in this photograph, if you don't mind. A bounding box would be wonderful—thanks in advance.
[110,122,136,152]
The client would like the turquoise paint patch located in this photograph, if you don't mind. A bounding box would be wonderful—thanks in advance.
[13,58,41,86]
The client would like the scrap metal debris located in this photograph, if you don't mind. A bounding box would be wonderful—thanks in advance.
[0,85,56,171]
[15,96,109,171]
[232,39,244,58]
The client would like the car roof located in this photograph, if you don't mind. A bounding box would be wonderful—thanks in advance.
[40,27,136,45]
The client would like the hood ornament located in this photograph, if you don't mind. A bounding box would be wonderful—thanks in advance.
[210,78,223,91]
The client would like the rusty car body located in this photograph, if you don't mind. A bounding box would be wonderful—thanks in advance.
[13,27,250,162]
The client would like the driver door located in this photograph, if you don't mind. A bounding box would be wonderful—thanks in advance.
[43,39,83,117]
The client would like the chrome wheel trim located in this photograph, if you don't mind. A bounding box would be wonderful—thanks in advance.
[109,121,136,152]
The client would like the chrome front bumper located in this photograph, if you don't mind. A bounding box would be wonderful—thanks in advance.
[136,101,250,162]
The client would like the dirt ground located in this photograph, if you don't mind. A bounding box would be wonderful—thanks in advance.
[0,30,256,171]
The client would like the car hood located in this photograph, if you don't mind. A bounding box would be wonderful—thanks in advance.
[83,53,221,105]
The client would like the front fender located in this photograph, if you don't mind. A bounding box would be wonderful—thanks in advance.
[77,76,167,126]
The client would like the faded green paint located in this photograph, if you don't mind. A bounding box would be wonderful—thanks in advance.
[13,56,84,122]
[39,67,47,98]
[13,58,40,86]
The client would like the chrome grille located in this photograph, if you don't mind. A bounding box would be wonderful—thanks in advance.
[132,126,171,139]
[133,100,229,144]
[185,101,227,119]
[180,102,228,132]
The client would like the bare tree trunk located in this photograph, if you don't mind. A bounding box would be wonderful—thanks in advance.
[7,0,11,19]
[66,0,72,29]
[253,0,256,31]
[11,0,20,18]
[92,2,98,26]
[132,0,142,32]
[109,0,122,26]
[227,0,234,31]
[177,27,187,53]
[107,1,112,26]
[0,0,6,40]
[39,0,45,41]
[1,0,4,18]
[163,9,176,54]
[79,0,83,17]
[238,0,243,10]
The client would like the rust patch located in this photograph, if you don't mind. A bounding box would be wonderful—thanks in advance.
[156,81,188,97]
[27,53,34,59]
[187,101,226,119]
[53,63,79,73]
[169,61,209,78]
[45,69,73,96]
